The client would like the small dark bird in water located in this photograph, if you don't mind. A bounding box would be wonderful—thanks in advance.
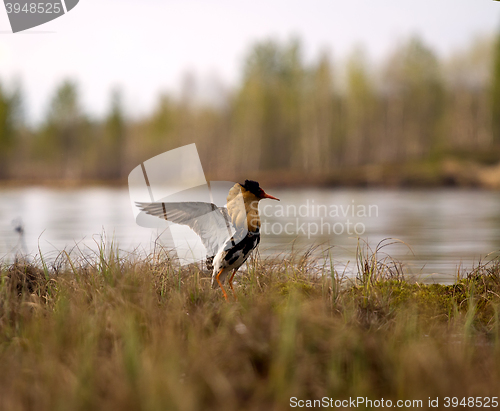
[137,180,279,300]
[12,218,28,256]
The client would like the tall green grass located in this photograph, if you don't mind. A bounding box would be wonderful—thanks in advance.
[1,243,500,411]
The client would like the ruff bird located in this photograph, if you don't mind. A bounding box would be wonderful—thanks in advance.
[136,180,279,300]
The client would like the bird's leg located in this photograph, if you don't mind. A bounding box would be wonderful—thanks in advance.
[216,269,229,301]
[228,269,238,300]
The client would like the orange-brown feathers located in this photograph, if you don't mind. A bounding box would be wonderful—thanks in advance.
[226,183,261,232]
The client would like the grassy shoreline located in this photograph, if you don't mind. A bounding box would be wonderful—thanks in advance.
[1,249,500,411]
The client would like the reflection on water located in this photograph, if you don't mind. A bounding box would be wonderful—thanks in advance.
[1,187,500,283]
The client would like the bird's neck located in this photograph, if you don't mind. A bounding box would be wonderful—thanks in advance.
[245,200,261,232]
[227,185,261,233]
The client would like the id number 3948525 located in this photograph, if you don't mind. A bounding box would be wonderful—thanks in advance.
[5,3,62,14]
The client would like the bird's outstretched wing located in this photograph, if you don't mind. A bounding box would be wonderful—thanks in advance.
[136,201,234,260]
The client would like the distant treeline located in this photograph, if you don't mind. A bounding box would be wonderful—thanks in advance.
[0,34,499,184]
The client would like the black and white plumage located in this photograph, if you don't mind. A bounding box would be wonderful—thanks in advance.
[134,200,233,269]
[211,228,260,286]
[136,180,279,300]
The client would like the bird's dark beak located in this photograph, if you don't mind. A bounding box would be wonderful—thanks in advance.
[261,190,280,201]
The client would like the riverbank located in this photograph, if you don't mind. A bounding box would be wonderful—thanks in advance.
[254,155,500,189]
[1,249,499,410]
[3,155,500,190]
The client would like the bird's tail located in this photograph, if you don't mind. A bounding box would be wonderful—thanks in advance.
[206,255,214,272]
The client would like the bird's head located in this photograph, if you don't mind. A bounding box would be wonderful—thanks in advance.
[239,180,280,202]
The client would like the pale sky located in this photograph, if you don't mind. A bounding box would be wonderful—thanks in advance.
[0,0,498,123]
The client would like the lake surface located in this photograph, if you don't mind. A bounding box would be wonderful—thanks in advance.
[1,187,500,283]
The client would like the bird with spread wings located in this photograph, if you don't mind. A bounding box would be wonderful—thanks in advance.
[136,180,279,300]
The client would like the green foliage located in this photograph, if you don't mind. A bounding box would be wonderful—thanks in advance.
[491,31,500,143]
[0,35,499,183]
[234,39,305,171]
[343,48,377,165]
[38,80,87,178]
[383,37,445,158]
[0,82,21,178]
[103,88,126,178]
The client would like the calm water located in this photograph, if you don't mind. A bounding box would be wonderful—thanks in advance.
[1,187,500,283]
